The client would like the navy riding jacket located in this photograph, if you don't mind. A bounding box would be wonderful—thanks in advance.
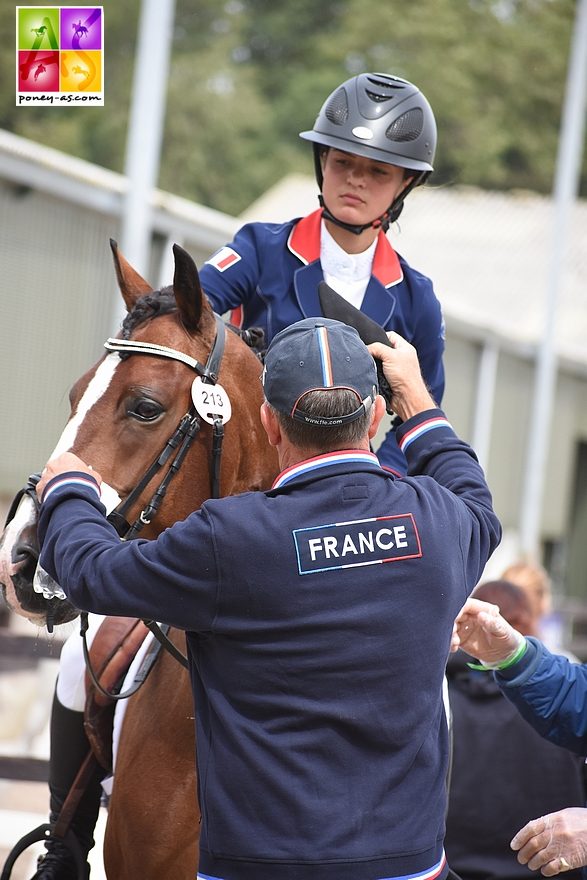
[199,209,446,476]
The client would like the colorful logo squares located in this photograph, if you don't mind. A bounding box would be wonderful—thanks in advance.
[16,7,104,105]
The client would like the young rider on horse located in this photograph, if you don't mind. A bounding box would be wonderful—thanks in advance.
[30,71,446,879]
[199,70,444,477]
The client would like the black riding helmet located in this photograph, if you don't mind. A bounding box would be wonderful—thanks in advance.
[299,72,437,234]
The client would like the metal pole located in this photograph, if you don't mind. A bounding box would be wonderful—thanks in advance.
[519,0,587,558]
[472,340,499,473]
[109,0,176,333]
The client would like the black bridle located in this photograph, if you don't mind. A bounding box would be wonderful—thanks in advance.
[87,311,229,684]
[104,312,227,542]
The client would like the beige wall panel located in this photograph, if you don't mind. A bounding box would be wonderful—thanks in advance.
[0,181,119,494]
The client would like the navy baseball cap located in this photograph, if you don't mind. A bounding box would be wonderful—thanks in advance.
[263,318,378,426]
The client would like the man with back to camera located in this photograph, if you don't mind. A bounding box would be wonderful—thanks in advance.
[35,318,501,880]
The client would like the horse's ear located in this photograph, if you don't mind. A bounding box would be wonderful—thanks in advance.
[109,239,153,311]
[172,244,208,332]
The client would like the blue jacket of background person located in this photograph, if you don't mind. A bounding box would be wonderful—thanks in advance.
[497,637,587,755]
[199,209,446,475]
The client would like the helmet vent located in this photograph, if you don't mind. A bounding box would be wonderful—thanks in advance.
[324,87,349,125]
[385,108,424,142]
[365,89,395,104]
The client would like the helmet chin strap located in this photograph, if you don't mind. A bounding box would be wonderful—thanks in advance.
[319,195,396,236]
[318,171,426,237]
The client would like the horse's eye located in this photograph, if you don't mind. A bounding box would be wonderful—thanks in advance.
[127,398,164,422]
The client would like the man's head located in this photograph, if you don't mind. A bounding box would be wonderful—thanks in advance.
[261,318,384,456]
[472,579,538,637]
[500,560,552,620]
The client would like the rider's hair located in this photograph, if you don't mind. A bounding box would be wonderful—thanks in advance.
[269,388,371,449]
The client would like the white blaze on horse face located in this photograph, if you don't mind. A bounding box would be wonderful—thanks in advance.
[50,353,120,459]
[0,494,40,618]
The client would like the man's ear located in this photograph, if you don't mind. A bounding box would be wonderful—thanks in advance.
[260,402,282,448]
[368,395,386,441]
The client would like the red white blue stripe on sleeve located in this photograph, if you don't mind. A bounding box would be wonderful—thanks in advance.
[398,416,452,453]
[42,475,101,504]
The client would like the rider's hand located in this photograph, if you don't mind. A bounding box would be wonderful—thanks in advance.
[36,452,101,502]
[452,597,525,666]
[368,333,436,420]
[511,808,587,875]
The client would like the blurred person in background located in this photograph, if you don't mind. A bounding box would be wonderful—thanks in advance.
[501,560,576,656]
[445,578,587,880]
[452,596,587,877]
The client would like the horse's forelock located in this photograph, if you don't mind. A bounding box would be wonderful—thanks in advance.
[122,287,177,339]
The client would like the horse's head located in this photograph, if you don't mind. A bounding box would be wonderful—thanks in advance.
[0,242,278,628]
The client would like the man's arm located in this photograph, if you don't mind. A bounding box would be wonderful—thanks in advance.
[368,332,435,421]
[36,453,219,630]
[453,598,587,754]
[369,335,501,591]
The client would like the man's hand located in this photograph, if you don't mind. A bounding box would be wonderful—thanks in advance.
[452,597,525,665]
[367,332,436,421]
[511,809,587,875]
[36,452,101,502]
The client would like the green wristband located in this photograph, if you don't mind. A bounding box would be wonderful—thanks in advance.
[467,638,528,672]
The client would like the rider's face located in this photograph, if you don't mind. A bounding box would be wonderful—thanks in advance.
[321,149,409,228]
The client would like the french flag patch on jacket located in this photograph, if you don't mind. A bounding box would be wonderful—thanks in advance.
[206,246,242,272]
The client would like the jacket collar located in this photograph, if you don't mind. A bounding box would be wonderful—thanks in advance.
[271,449,383,490]
[288,209,403,288]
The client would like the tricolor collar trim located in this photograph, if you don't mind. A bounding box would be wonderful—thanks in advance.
[272,449,381,489]
[288,209,404,288]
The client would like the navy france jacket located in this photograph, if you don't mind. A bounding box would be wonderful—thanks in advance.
[38,409,500,880]
[199,209,446,476]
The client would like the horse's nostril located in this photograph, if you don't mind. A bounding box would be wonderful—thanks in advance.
[12,540,39,572]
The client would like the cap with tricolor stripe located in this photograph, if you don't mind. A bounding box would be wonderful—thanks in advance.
[263,318,378,426]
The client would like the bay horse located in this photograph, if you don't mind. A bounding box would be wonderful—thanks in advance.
[0,241,279,878]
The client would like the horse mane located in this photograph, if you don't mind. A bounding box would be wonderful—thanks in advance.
[121,287,177,339]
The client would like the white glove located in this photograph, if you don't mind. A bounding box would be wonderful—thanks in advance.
[511,808,587,875]
[452,597,525,668]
